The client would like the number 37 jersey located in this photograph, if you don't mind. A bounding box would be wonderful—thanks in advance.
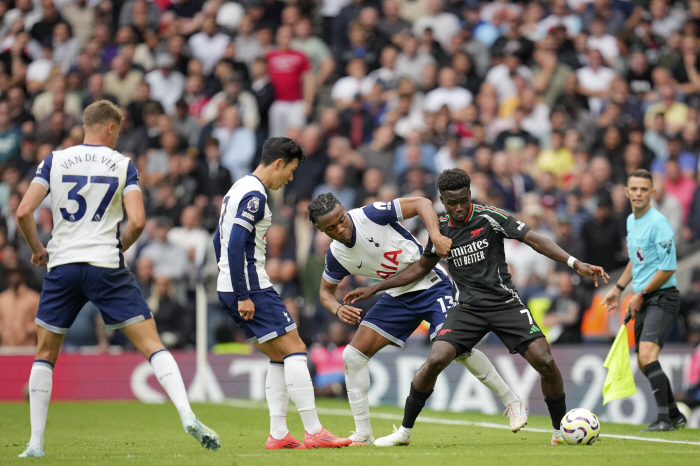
[323,200,447,297]
[32,145,140,270]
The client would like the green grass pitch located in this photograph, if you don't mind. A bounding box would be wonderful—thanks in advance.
[1,399,698,465]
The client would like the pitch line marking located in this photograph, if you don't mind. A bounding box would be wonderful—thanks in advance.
[223,399,700,446]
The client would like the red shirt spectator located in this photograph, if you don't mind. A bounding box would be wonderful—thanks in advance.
[267,49,310,102]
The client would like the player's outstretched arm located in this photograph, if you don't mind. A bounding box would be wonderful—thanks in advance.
[121,190,146,252]
[16,183,49,267]
[398,197,452,258]
[320,278,362,325]
[344,255,440,304]
[522,230,610,287]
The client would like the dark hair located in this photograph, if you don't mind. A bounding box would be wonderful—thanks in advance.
[308,193,342,224]
[628,168,653,185]
[260,137,305,166]
[437,168,471,192]
[204,136,219,148]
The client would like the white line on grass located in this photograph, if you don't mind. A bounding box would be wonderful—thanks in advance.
[223,399,700,446]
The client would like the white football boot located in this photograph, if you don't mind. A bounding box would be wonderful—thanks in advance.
[551,428,566,445]
[182,416,221,451]
[503,398,528,432]
[349,431,375,446]
[374,425,411,447]
[18,443,45,457]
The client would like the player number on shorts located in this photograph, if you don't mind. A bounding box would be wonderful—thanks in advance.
[437,296,455,313]
[60,175,119,222]
[520,309,533,324]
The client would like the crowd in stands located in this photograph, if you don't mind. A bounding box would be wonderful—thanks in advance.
[2,0,700,351]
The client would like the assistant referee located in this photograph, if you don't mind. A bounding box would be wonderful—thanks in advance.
[604,169,685,431]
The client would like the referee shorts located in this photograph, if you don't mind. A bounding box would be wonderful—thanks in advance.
[634,287,680,352]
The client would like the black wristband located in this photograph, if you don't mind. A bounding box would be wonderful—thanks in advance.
[336,304,342,315]
[615,283,625,291]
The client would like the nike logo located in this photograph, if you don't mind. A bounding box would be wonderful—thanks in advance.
[652,389,659,394]
[357,262,362,268]
[478,370,490,381]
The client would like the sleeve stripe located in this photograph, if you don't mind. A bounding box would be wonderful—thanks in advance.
[123,185,141,194]
[322,271,342,284]
[31,177,50,190]
[233,218,254,232]
[393,199,403,221]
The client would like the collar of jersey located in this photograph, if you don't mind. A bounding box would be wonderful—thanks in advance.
[248,173,265,188]
[81,143,106,147]
[447,203,474,227]
[343,212,357,248]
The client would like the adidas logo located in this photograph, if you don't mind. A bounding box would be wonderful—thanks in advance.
[529,324,540,334]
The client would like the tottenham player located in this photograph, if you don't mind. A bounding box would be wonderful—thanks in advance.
[346,169,610,446]
[309,193,528,445]
[215,137,351,449]
[15,101,220,458]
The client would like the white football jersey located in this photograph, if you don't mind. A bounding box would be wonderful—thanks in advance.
[323,199,447,297]
[216,174,272,293]
[32,144,140,270]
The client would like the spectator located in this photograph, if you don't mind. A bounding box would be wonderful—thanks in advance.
[188,15,230,75]
[412,0,460,51]
[140,217,190,282]
[291,16,335,90]
[662,159,696,223]
[216,106,256,182]
[145,53,186,115]
[148,275,191,348]
[580,193,625,273]
[81,73,119,110]
[267,25,313,138]
[423,67,473,113]
[395,34,436,85]
[0,268,39,346]
[168,206,210,278]
[543,271,588,344]
[576,49,617,116]
[313,163,356,210]
[31,0,62,46]
[332,58,372,109]
[651,174,683,245]
[651,134,697,179]
[61,0,95,45]
[135,256,154,300]
[0,101,21,165]
[103,55,144,108]
[196,137,232,200]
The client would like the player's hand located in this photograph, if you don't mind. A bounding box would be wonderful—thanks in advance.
[432,234,452,259]
[573,261,609,287]
[30,247,48,267]
[626,292,644,319]
[343,286,377,304]
[603,287,621,312]
[336,304,362,325]
[238,298,255,321]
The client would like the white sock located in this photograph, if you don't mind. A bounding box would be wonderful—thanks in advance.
[284,353,322,435]
[266,361,289,440]
[150,350,195,423]
[343,345,373,437]
[455,348,519,406]
[28,360,53,446]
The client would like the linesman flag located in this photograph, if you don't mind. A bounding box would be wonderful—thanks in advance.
[602,314,637,405]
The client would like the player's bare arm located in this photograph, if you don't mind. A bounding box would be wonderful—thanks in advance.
[398,197,452,258]
[603,261,633,312]
[16,182,49,267]
[120,190,146,253]
[319,278,362,325]
[344,255,440,304]
[626,269,675,318]
[522,230,610,287]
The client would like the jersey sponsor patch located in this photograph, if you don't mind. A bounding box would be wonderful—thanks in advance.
[247,196,260,213]
[636,246,646,263]
[659,240,673,255]
[241,211,255,221]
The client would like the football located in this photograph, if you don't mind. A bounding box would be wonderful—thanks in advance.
[560,408,601,445]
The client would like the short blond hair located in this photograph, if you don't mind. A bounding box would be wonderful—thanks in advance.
[83,100,123,127]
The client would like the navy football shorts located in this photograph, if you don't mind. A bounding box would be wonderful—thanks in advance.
[218,287,297,344]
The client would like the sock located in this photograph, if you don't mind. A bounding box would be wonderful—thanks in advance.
[284,353,322,435]
[149,350,194,423]
[343,345,373,437]
[455,349,519,406]
[266,361,290,440]
[28,360,54,446]
[544,394,567,430]
[666,377,680,419]
[402,383,433,429]
[644,361,671,422]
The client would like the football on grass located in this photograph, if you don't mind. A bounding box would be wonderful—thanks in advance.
[560,408,601,445]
